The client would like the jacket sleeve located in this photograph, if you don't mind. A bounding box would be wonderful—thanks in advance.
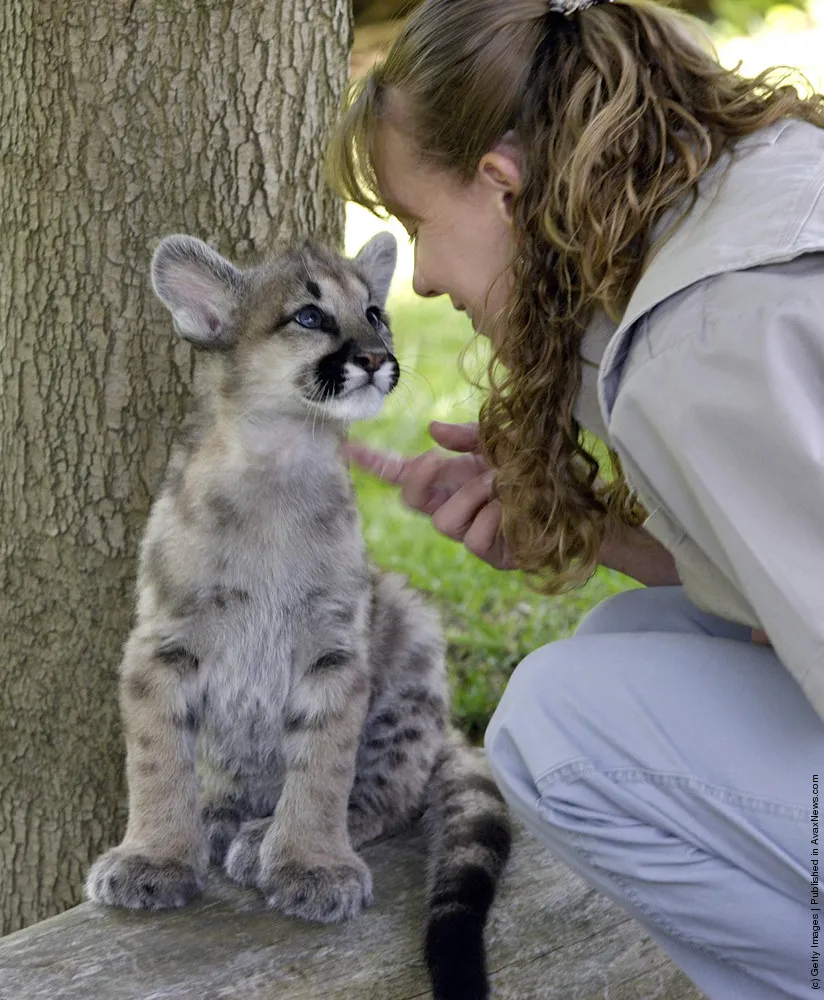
[608,254,824,715]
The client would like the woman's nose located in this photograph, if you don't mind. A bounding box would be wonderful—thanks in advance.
[411,246,440,299]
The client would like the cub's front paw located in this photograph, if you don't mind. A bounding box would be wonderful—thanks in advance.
[261,853,373,923]
[85,849,204,910]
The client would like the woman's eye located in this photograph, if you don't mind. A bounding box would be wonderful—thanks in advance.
[296,305,323,329]
[365,306,383,330]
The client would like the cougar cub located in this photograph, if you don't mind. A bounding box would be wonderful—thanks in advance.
[86,232,511,999]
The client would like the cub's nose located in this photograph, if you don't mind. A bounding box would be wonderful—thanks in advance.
[352,351,387,374]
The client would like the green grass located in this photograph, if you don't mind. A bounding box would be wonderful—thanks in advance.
[349,291,637,742]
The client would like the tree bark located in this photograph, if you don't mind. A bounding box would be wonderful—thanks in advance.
[0,0,351,936]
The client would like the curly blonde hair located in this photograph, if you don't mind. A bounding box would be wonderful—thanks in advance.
[327,0,824,593]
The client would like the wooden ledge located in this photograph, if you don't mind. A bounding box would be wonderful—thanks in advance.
[0,821,703,999]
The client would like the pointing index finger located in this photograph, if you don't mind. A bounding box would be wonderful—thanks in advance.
[342,442,409,486]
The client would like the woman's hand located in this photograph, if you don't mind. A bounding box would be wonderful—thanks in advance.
[342,421,513,569]
[346,422,681,580]
[346,422,731,592]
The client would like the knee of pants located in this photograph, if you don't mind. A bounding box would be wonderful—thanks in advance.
[575,585,753,643]
[484,629,674,820]
[575,585,682,637]
[484,643,653,867]
[484,639,585,805]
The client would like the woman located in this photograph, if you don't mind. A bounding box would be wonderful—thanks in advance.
[326,1,824,996]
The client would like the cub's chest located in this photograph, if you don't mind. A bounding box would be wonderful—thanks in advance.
[192,467,363,571]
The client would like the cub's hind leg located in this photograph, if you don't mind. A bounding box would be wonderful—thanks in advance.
[348,573,449,849]
[85,633,206,910]
[201,797,244,866]
[200,744,283,867]
[201,783,271,866]
[205,783,282,882]
[224,816,273,887]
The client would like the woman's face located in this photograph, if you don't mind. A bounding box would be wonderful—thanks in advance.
[373,119,522,336]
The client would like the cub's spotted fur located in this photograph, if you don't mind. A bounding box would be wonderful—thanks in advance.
[86,233,511,999]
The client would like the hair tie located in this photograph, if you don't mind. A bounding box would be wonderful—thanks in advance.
[547,0,614,15]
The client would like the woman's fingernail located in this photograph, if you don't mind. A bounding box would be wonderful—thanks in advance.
[377,451,403,476]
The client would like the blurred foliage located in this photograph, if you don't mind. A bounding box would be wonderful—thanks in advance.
[351,0,819,77]
[701,0,810,33]
[352,0,814,36]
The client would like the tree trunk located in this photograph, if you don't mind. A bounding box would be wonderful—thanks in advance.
[0,0,351,936]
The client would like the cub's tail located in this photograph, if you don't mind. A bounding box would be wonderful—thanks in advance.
[422,729,512,1000]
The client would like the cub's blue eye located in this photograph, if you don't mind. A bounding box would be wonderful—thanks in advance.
[366,306,383,330]
[296,305,323,329]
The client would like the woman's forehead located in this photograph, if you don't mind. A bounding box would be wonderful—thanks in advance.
[372,119,461,220]
[371,121,425,219]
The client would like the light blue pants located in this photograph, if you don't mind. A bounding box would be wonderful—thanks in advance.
[485,586,822,1000]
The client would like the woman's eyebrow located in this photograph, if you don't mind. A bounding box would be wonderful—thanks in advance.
[387,204,417,225]
[378,189,419,224]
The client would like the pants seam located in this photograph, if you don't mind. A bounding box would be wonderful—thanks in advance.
[536,762,808,822]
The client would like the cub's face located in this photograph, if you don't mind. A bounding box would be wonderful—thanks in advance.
[150,233,399,423]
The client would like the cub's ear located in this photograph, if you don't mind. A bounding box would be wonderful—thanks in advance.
[354,231,397,308]
[151,235,246,350]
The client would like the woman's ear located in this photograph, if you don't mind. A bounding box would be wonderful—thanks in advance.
[478,141,522,222]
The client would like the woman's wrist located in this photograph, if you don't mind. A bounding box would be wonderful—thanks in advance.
[599,524,680,587]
